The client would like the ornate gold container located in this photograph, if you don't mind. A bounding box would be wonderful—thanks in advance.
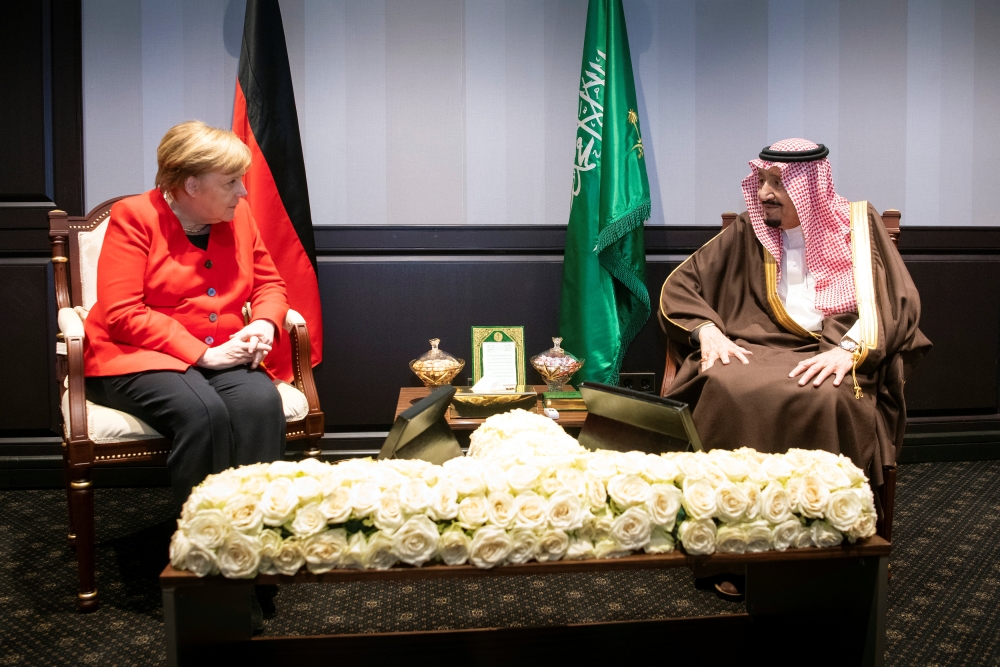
[409,338,465,387]
[530,337,584,392]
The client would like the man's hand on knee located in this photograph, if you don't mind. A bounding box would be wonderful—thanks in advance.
[698,326,753,371]
[789,348,854,387]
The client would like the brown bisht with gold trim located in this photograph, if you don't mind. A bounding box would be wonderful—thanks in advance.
[659,203,930,487]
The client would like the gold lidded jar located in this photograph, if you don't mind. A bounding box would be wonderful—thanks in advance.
[530,337,584,392]
[410,338,465,387]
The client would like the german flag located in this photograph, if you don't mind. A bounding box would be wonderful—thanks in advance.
[231,0,322,381]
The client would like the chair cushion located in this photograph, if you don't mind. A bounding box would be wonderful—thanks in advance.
[78,219,109,313]
[61,381,310,444]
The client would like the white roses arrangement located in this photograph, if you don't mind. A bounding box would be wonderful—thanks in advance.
[170,409,877,578]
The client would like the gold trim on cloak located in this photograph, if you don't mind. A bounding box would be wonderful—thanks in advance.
[849,200,880,398]
[763,250,822,340]
[658,227,730,337]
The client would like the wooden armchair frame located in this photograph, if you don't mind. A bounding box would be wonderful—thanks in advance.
[49,196,325,612]
[658,209,902,542]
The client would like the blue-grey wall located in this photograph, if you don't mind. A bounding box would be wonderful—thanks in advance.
[82,0,1000,226]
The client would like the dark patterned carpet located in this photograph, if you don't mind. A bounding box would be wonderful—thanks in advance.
[0,460,997,665]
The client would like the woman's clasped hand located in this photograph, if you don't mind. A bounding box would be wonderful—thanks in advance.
[197,320,276,370]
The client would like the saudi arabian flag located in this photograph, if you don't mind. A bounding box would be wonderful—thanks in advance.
[559,0,650,386]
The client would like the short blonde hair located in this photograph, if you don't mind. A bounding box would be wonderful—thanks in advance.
[155,120,252,195]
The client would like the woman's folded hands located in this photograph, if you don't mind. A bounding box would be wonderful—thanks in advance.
[197,320,277,370]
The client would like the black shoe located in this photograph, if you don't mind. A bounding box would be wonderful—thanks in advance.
[255,584,279,619]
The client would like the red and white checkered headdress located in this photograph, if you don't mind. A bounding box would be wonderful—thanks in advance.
[740,138,856,316]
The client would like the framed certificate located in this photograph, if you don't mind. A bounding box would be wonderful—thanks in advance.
[471,326,526,388]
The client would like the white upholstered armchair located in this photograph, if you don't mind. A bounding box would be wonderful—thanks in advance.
[50,197,325,612]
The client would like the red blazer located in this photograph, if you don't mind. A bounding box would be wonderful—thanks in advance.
[84,190,289,377]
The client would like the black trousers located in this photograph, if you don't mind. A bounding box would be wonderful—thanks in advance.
[86,366,286,508]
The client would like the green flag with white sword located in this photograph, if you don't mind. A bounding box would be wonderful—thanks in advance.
[559,0,651,386]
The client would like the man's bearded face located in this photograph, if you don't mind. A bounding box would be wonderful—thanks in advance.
[757,166,800,230]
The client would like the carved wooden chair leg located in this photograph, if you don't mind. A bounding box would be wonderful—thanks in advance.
[69,470,99,612]
[63,451,77,549]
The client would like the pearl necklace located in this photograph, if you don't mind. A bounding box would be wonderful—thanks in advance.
[163,191,209,234]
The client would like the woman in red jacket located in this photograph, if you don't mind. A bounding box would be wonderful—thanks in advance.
[84,120,289,509]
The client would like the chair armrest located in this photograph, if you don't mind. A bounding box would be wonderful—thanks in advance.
[284,310,322,415]
[58,307,85,338]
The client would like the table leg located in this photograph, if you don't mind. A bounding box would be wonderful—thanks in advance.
[162,582,252,667]
[745,555,888,667]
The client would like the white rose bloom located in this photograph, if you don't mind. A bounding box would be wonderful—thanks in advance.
[217,532,261,578]
[793,526,815,549]
[855,486,877,515]
[584,474,608,509]
[392,516,440,566]
[297,456,330,477]
[240,474,270,497]
[646,484,683,530]
[303,528,349,574]
[772,518,805,551]
[709,451,748,482]
[545,490,585,532]
[437,525,471,566]
[349,481,381,517]
[271,538,305,576]
[457,494,489,530]
[678,519,717,556]
[556,467,587,498]
[785,476,805,511]
[469,526,512,569]
[760,482,793,524]
[579,510,614,543]
[399,479,433,515]
[200,475,241,507]
[644,456,680,484]
[373,490,406,533]
[506,528,541,564]
[744,520,773,553]
[607,474,652,508]
[185,509,230,550]
[429,480,459,521]
[617,451,648,475]
[611,507,652,551]
[586,451,620,481]
[848,513,877,541]
[506,464,542,493]
[826,489,864,532]
[267,460,299,478]
[184,545,219,577]
[534,529,570,562]
[449,470,487,497]
[673,453,707,482]
[169,530,191,569]
[594,537,630,559]
[811,520,843,548]
[715,482,750,524]
[681,479,718,520]
[838,455,868,486]
[741,482,762,521]
[702,462,729,488]
[798,474,831,519]
[513,491,547,530]
[292,475,322,503]
[290,502,328,538]
[566,536,596,560]
[224,494,263,534]
[745,461,771,487]
[816,462,852,491]
[762,455,794,482]
[319,486,353,524]
[486,491,517,529]
[260,478,300,526]
[257,529,283,575]
[644,526,675,554]
[539,475,562,497]
[715,524,748,554]
[341,531,367,569]
[481,464,508,494]
[363,531,399,570]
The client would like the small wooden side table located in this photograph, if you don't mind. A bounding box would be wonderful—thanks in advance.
[394,385,589,432]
